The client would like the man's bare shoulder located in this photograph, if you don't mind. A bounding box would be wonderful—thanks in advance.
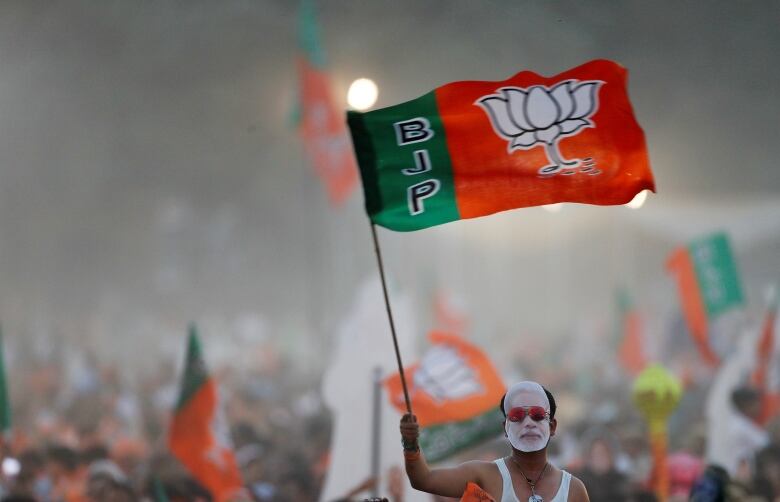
[454,459,500,473]
[566,473,590,502]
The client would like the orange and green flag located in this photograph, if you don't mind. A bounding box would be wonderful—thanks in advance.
[752,287,778,388]
[296,0,358,206]
[752,286,779,423]
[615,289,647,376]
[168,325,245,502]
[385,331,505,462]
[666,232,744,367]
[347,59,654,231]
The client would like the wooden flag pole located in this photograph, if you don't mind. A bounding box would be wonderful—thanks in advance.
[370,366,383,497]
[370,222,413,414]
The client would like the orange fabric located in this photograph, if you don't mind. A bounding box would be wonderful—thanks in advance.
[753,307,777,419]
[752,305,779,424]
[619,310,647,376]
[667,248,719,367]
[461,482,496,502]
[297,57,358,206]
[168,380,245,502]
[759,393,780,425]
[434,59,654,217]
[384,331,505,427]
[53,470,88,502]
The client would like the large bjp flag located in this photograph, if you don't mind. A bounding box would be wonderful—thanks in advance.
[347,59,654,231]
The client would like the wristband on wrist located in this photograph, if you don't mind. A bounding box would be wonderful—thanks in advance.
[402,439,419,451]
[404,449,421,462]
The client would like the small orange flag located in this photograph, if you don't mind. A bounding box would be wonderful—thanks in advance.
[461,482,496,502]
[168,327,246,502]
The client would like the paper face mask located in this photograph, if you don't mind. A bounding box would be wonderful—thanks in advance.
[505,414,550,452]
[503,381,551,453]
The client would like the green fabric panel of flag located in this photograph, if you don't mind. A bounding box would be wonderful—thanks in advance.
[419,408,504,463]
[611,288,632,347]
[689,233,744,317]
[347,91,460,231]
[175,325,209,411]
[296,0,326,68]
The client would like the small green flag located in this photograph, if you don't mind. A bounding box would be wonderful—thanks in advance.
[174,324,209,412]
[688,232,744,317]
[0,326,11,434]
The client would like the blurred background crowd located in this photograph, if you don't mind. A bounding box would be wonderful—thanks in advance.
[0,313,779,502]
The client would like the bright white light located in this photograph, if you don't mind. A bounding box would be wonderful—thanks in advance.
[2,457,20,477]
[347,78,378,110]
[625,190,649,209]
[542,203,563,213]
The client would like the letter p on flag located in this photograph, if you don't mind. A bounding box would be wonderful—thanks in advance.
[347,59,655,231]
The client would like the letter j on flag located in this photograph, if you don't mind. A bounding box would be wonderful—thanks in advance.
[347,59,655,231]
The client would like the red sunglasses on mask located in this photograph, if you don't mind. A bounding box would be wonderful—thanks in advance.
[507,406,549,422]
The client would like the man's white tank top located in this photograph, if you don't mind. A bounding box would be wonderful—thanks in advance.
[494,458,571,502]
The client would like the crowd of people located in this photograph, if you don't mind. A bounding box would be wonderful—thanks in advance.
[0,322,778,501]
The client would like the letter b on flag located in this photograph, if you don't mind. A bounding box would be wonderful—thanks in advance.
[395,118,434,146]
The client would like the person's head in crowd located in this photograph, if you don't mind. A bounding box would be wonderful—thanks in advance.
[277,466,315,501]
[236,443,266,484]
[586,437,617,475]
[111,437,147,477]
[46,445,80,479]
[731,386,763,422]
[230,422,262,449]
[12,449,47,497]
[81,444,110,466]
[689,464,729,502]
[86,460,135,502]
[147,477,213,502]
[0,496,38,502]
[755,445,780,495]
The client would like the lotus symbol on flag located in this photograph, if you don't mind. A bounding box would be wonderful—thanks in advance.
[476,80,603,175]
[413,346,483,403]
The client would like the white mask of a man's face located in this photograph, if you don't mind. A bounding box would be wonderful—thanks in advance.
[504,381,551,453]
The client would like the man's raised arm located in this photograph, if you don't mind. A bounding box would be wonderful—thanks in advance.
[400,413,485,498]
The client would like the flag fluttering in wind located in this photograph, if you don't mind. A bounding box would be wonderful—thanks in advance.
[752,286,779,423]
[168,325,245,502]
[667,232,744,366]
[296,0,358,205]
[347,59,654,231]
[385,332,505,462]
[616,289,647,376]
[0,326,11,438]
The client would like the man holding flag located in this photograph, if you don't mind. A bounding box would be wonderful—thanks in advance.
[399,381,589,501]
[347,58,653,500]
